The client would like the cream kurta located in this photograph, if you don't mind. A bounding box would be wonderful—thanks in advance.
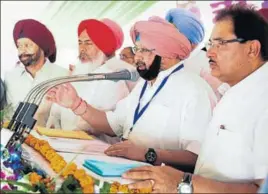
[4,61,68,126]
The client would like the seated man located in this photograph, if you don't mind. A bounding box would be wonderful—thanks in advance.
[47,16,215,171]
[166,7,230,101]
[119,46,139,91]
[119,47,135,66]
[122,4,268,193]
[4,19,68,126]
[47,18,129,144]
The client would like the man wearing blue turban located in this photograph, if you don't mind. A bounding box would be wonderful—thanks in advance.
[165,7,205,48]
[165,8,229,103]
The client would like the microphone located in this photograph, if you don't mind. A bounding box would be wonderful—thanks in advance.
[4,69,139,148]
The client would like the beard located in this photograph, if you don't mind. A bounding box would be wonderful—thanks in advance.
[18,48,41,67]
[136,55,162,81]
[74,51,107,74]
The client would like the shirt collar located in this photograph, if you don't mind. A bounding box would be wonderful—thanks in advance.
[19,60,51,77]
[225,61,268,95]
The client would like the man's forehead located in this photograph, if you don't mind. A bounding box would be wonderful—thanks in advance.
[17,37,35,45]
[79,30,92,41]
[210,19,235,40]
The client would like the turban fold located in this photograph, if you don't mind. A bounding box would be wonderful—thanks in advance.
[13,19,57,63]
[165,8,205,45]
[101,18,124,50]
[130,16,191,59]
[258,8,268,21]
[78,19,123,56]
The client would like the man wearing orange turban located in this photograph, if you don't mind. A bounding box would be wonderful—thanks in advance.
[47,18,129,144]
[47,16,214,168]
[4,19,68,126]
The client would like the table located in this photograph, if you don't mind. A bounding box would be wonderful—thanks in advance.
[23,130,149,185]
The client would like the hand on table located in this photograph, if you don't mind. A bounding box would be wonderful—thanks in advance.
[104,140,147,162]
[122,165,183,193]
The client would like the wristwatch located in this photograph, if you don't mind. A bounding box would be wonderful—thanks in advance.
[177,172,193,194]
[145,148,157,165]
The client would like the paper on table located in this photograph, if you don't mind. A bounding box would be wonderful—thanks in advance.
[45,137,110,155]
[36,127,94,140]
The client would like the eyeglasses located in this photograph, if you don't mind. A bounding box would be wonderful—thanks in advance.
[132,46,155,54]
[119,54,133,60]
[205,38,245,50]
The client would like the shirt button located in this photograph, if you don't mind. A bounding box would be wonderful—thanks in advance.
[220,125,225,130]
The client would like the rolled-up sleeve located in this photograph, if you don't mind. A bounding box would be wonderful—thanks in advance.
[106,96,129,137]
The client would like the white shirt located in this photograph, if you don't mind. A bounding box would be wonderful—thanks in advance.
[4,61,68,126]
[106,61,216,154]
[47,58,130,132]
[195,62,268,181]
[185,49,230,99]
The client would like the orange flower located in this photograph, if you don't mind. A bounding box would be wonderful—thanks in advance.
[74,169,86,180]
[29,172,42,185]
[118,184,129,193]
[82,185,94,194]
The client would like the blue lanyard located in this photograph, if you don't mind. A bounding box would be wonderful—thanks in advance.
[130,64,184,132]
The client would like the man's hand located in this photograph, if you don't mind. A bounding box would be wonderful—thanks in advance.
[122,165,183,193]
[46,83,80,110]
[104,140,147,162]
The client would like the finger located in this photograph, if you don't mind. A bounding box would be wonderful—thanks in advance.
[128,180,153,190]
[125,165,154,173]
[122,170,156,180]
[104,149,126,157]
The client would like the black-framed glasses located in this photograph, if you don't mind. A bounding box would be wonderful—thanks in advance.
[205,38,246,50]
[132,46,155,54]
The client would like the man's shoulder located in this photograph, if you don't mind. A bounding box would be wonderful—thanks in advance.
[4,65,25,80]
[46,63,69,76]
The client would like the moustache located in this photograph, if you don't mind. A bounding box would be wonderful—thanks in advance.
[19,54,33,59]
[209,59,216,63]
[136,61,146,67]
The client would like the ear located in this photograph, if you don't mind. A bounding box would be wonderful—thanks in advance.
[247,40,261,59]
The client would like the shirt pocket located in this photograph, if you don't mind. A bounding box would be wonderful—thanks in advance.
[215,126,253,179]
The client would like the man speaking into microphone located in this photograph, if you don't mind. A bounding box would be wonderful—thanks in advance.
[47,16,215,170]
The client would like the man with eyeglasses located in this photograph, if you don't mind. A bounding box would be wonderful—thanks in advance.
[119,47,135,66]
[47,16,214,172]
[120,4,268,193]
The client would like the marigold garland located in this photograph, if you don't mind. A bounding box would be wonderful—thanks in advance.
[25,134,152,193]
[25,134,94,193]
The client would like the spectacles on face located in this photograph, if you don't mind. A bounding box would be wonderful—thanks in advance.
[132,46,155,54]
[205,38,245,51]
[119,54,133,60]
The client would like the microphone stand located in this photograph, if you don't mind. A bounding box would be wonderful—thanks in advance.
[4,70,132,149]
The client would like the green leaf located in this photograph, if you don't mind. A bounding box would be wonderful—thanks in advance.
[0,179,36,191]
[1,190,33,194]
[100,181,111,193]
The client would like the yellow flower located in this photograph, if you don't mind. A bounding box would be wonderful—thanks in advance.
[82,185,94,193]
[118,184,129,193]
[74,169,86,180]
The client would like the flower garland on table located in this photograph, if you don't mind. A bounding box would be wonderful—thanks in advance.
[24,134,94,193]
[24,134,152,194]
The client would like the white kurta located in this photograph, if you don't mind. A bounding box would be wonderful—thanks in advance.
[4,61,68,126]
[106,61,216,154]
[47,58,130,132]
[195,62,268,181]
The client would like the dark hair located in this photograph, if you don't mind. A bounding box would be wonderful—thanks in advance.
[215,4,268,61]
[125,47,135,56]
